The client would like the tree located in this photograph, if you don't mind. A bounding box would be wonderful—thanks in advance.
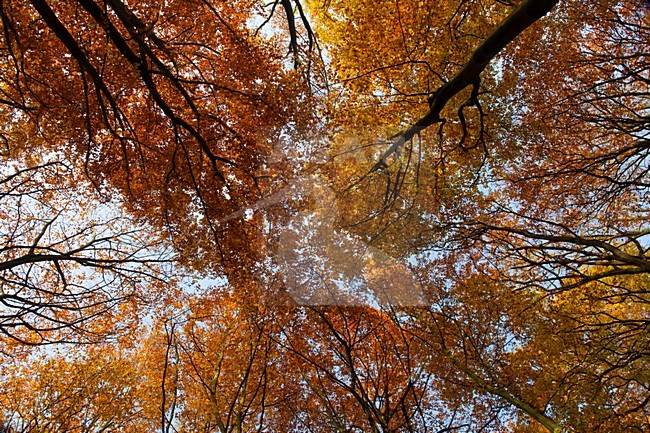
[305,0,649,430]
[0,0,648,432]
[149,292,287,433]
[405,269,649,433]
[322,0,648,286]
[0,0,319,278]
[0,346,157,432]
[0,0,317,346]
[278,306,438,432]
[0,150,171,349]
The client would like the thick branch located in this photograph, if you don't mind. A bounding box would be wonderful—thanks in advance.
[421,318,566,433]
[374,0,559,169]
[479,223,650,272]
[28,0,119,113]
[445,351,565,433]
[0,252,164,272]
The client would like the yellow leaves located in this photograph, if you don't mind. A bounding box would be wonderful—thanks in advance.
[0,1,648,432]
[0,348,155,432]
[552,271,650,329]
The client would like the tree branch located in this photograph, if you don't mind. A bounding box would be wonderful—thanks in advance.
[373,0,559,171]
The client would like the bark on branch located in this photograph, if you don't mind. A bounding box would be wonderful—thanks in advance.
[373,0,560,171]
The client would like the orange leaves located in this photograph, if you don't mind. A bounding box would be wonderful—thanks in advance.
[0,349,156,432]
[0,0,319,285]
[0,1,649,433]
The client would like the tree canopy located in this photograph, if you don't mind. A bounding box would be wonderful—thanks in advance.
[0,0,648,432]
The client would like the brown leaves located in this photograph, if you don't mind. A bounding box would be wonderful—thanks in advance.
[1,1,649,433]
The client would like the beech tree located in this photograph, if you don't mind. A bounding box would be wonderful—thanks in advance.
[0,153,171,349]
[0,0,648,432]
[314,0,648,430]
[0,348,156,432]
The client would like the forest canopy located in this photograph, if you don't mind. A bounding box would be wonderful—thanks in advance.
[0,0,648,432]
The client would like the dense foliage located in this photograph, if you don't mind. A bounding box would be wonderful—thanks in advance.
[1,0,648,432]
